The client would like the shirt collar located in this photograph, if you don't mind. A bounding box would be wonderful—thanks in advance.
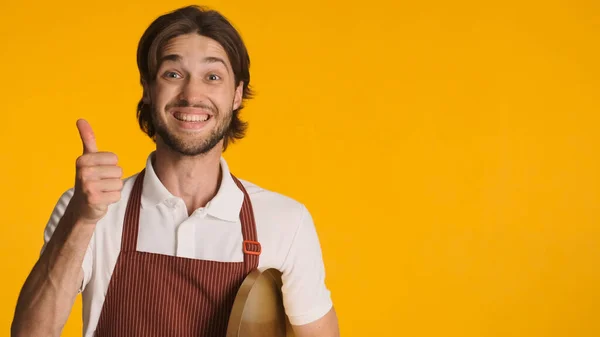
[140,152,244,222]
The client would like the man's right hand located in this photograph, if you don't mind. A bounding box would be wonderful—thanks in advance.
[71,119,123,225]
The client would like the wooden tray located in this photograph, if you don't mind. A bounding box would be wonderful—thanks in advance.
[227,268,295,337]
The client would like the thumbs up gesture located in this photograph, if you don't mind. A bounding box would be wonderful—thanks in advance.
[70,119,123,225]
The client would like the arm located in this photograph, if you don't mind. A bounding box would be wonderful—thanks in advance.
[11,199,93,337]
[292,307,340,337]
[11,119,122,337]
[281,205,340,337]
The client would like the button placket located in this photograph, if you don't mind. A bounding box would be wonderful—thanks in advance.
[176,201,197,258]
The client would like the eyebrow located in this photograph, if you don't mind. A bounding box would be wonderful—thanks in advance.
[160,54,182,63]
[159,54,229,72]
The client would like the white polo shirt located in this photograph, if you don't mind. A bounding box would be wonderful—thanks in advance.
[41,153,333,336]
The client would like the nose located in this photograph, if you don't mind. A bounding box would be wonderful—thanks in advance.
[179,76,208,105]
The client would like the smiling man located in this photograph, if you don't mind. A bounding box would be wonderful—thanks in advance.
[11,5,339,337]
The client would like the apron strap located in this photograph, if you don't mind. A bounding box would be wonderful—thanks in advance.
[121,169,145,252]
[231,174,261,273]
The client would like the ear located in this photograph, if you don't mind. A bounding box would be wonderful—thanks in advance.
[233,81,244,110]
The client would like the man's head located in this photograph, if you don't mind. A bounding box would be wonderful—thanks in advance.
[136,5,252,156]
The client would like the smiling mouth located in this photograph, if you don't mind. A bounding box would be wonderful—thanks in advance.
[173,112,211,122]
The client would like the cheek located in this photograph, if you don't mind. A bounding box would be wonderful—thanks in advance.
[217,85,238,103]
[153,83,179,107]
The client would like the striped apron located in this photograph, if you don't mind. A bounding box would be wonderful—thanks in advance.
[93,169,261,336]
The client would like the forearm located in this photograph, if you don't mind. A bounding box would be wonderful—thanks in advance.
[11,207,95,337]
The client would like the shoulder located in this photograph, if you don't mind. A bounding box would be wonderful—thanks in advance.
[121,172,140,195]
[235,178,317,267]
[238,178,310,222]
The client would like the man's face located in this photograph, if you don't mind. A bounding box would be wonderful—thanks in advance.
[147,33,243,156]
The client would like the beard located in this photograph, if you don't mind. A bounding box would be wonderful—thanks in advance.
[152,100,233,156]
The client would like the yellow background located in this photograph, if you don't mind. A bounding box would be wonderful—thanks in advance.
[1,0,599,336]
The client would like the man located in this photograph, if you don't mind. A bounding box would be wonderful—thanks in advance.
[11,5,339,337]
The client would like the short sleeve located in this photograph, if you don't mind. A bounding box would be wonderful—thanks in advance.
[40,189,94,293]
[280,205,333,325]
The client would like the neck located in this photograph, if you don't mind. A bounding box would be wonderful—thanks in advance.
[152,141,224,215]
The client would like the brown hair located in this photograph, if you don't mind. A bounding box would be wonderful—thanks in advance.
[136,5,253,150]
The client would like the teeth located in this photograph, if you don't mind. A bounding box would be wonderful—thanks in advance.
[173,112,210,122]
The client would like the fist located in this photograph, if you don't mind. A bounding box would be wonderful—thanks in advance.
[70,119,123,225]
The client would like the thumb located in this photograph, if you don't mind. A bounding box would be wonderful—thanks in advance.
[76,119,98,154]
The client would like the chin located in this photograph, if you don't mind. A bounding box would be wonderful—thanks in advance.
[159,132,225,157]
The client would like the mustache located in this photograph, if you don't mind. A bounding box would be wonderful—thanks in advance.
[165,100,217,113]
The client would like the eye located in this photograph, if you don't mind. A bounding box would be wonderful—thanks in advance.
[207,74,221,81]
[164,71,182,79]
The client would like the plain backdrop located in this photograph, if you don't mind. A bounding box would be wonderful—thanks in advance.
[1,1,599,336]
